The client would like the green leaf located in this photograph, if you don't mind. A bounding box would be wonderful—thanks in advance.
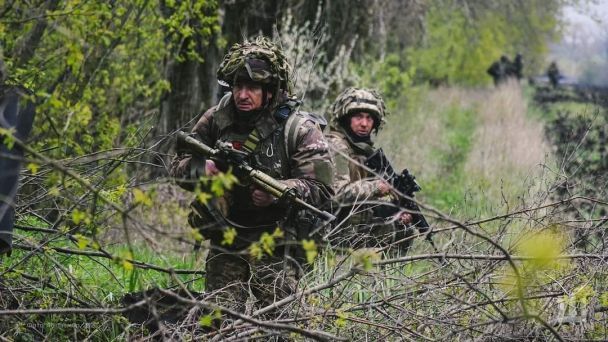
[199,309,221,327]
[133,188,152,207]
[48,187,60,197]
[221,227,237,246]
[72,209,88,225]
[26,163,39,174]
[0,127,16,150]
[302,239,318,264]
[74,234,89,250]
[249,243,263,260]
[190,229,204,242]
[573,285,595,305]
[122,259,134,272]
[199,314,213,327]
[335,311,348,328]
[197,192,212,205]
[600,292,608,307]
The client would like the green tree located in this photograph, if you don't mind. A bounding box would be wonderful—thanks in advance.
[406,0,573,85]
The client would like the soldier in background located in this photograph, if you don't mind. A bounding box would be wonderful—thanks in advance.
[487,55,511,86]
[547,61,561,88]
[170,37,333,316]
[511,53,524,80]
[513,53,524,80]
[325,88,413,251]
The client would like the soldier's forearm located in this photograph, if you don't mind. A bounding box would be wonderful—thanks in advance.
[337,178,384,203]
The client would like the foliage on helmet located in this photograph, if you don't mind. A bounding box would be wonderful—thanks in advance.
[329,87,387,131]
[217,36,292,93]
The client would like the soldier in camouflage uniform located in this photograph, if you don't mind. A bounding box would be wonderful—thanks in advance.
[170,37,333,315]
[325,88,413,251]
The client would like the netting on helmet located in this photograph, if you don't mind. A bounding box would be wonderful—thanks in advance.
[217,36,292,94]
[329,87,387,131]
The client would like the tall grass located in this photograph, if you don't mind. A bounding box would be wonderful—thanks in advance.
[378,81,553,221]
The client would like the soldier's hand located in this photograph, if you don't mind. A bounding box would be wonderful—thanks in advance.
[251,188,276,207]
[205,160,220,176]
[398,212,413,225]
[378,181,392,195]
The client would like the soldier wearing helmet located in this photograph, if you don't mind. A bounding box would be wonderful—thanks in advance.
[170,36,333,316]
[326,87,413,250]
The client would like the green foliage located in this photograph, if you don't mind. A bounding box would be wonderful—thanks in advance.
[0,126,16,149]
[132,188,153,207]
[221,227,237,246]
[1,0,218,168]
[199,309,221,327]
[424,105,477,211]
[407,0,561,85]
[500,228,571,300]
[160,0,220,62]
[249,227,284,260]
[407,7,500,85]
[301,239,318,264]
[355,53,415,109]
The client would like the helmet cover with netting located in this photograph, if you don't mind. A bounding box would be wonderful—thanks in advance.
[217,36,292,105]
[329,87,387,131]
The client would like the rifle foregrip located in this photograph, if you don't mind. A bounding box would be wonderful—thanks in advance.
[250,170,290,194]
[176,131,217,157]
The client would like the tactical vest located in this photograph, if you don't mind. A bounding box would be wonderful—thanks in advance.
[212,93,325,180]
[204,93,324,228]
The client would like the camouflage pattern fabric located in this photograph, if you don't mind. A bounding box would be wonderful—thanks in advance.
[326,129,406,249]
[216,36,292,109]
[329,87,387,132]
[204,243,298,316]
[170,92,333,313]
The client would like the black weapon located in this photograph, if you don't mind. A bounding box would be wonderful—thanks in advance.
[364,148,431,239]
[176,131,335,222]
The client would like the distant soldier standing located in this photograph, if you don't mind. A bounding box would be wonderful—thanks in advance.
[512,53,524,80]
[325,88,415,251]
[547,61,561,88]
[487,55,511,86]
[170,37,333,314]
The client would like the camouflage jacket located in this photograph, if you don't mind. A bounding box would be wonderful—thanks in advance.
[326,129,395,225]
[170,94,334,229]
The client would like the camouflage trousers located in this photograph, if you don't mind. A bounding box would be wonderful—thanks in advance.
[204,245,298,317]
[189,200,300,317]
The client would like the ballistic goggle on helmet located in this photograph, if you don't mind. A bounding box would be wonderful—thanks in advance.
[216,36,292,92]
[330,87,387,131]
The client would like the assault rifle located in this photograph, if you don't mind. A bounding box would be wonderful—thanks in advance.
[364,148,432,240]
[176,131,335,222]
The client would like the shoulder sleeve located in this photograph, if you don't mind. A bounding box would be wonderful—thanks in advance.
[327,133,384,205]
[281,118,334,206]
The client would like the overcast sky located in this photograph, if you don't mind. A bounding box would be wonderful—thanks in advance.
[562,0,608,43]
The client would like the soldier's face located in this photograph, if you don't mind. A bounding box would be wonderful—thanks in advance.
[233,80,271,112]
[349,112,375,137]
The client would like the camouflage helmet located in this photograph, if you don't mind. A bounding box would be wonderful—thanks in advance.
[329,87,387,131]
[217,36,292,95]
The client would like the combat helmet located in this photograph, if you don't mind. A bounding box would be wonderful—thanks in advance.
[217,36,292,107]
[329,87,387,132]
